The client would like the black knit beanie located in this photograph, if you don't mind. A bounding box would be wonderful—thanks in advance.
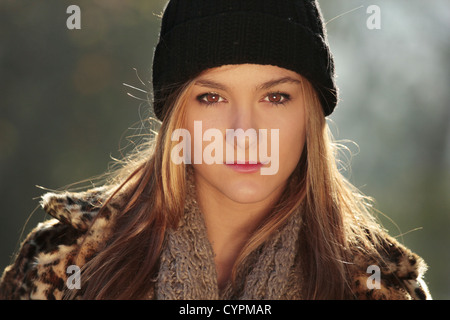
[152,0,338,120]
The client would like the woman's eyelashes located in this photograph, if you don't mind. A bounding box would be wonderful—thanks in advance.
[196,92,292,106]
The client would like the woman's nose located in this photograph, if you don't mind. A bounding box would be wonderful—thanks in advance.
[225,102,259,159]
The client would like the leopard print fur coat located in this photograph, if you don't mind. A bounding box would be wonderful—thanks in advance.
[0,185,431,300]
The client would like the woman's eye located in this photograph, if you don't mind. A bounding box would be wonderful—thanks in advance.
[197,93,226,105]
[263,92,291,105]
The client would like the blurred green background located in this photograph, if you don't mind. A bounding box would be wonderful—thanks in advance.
[1,0,448,299]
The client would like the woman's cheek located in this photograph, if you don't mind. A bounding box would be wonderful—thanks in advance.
[278,126,306,173]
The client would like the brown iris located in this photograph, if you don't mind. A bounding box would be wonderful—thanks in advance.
[268,93,283,103]
[205,93,221,103]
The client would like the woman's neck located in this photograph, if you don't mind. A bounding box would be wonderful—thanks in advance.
[193,172,285,289]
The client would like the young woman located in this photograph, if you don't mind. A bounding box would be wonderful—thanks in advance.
[0,0,431,300]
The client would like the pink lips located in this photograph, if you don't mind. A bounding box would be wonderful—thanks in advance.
[225,162,263,173]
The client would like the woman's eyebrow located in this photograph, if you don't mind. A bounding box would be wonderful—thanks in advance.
[194,79,229,91]
[258,77,302,90]
[194,76,301,92]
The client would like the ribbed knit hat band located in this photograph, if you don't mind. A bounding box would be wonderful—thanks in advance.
[152,0,338,120]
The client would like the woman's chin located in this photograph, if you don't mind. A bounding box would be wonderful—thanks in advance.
[218,178,282,205]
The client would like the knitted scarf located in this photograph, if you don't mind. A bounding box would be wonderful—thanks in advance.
[155,174,303,300]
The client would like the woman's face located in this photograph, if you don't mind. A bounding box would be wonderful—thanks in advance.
[183,64,306,205]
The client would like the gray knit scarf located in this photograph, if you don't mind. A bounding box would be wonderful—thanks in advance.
[155,173,303,300]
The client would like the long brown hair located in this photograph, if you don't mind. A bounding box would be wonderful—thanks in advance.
[69,77,384,300]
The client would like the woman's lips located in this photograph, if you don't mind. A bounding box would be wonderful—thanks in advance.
[225,162,264,173]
